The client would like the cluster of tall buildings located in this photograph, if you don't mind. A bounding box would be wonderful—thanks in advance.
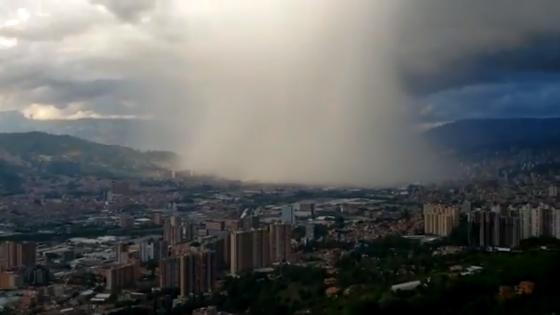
[139,239,169,263]
[468,210,521,248]
[0,241,36,271]
[107,238,170,291]
[518,204,560,239]
[229,224,291,275]
[159,250,217,298]
[423,204,460,237]
[158,219,293,297]
[164,216,195,246]
[0,241,38,290]
[468,204,560,249]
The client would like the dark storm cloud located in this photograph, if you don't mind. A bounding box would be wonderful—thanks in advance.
[0,50,122,112]
[395,0,560,76]
[419,73,560,122]
[403,36,560,96]
[394,0,560,122]
[412,38,560,122]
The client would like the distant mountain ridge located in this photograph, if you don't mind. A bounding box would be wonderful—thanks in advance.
[2,114,560,185]
[0,132,180,193]
[426,118,560,154]
[0,111,175,151]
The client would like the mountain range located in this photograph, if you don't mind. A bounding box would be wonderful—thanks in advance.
[0,111,175,151]
[0,132,180,194]
[1,113,560,193]
[5,111,560,154]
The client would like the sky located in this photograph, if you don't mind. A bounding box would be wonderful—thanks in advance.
[0,1,558,123]
[1,0,560,185]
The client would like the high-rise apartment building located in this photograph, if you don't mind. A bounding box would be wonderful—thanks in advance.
[163,216,182,246]
[542,208,554,237]
[24,265,51,286]
[468,210,520,248]
[251,228,270,269]
[0,242,36,270]
[281,206,296,225]
[203,237,228,271]
[423,204,460,237]
[17,242,36,269]
[519,205,533,240]
[531,207,543,237]
[499,215,520,248]
[269,224,291,263]
[139,239,168,263]
[159,257,180,289]
[179,251,217,298]
[552,209,560,239]
[224,233,231,269]
[517,204,560,239]
[164,216,194,245]
[230,230,254,275]
[115,243,129,265]
[106,264,136,291]
[229,224,292,275]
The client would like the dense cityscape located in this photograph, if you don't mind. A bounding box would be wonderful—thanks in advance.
[0,148,559,314]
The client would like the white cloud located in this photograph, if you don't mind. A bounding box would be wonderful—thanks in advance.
[0,36,17,48]
[21,103,138,120]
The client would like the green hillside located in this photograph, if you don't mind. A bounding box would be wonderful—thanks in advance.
[0,132,180,192]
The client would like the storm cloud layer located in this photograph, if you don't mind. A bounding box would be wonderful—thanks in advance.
[1,1,560,185]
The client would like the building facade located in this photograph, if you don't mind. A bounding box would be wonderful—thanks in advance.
[179,250,217,298]
[423,204,460,237]
[0,242,36,271]
[106,264,136,291]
